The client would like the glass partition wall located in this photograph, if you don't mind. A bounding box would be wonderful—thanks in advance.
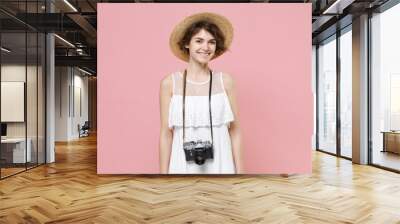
[316,26,353,159]
[0,1,46,179]
[0,31,27,177]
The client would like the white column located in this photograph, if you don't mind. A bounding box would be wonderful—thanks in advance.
[46,33,55,163]
[46,1,55,163]
[352,14,369,164]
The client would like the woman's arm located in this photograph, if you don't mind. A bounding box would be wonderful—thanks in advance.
[222,73,244,174]
[159,75,173,174]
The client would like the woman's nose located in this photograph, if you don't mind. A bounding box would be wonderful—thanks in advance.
[202,43,211,51]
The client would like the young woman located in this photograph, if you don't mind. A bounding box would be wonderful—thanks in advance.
[159,12,243,174]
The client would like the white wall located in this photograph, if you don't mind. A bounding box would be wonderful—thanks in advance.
[72,73,89,138]
[55,66,70,141]
[55,67,89,141]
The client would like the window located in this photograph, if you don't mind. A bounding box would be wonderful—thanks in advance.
[317,35,337,154]
[339,27,352,158]
[371,3,400,171]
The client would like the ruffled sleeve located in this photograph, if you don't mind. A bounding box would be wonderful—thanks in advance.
[168,93,234,129]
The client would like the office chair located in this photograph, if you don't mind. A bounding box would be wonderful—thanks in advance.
[79,121,90,138]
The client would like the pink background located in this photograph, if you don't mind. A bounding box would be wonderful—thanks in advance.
[98,3,312,174]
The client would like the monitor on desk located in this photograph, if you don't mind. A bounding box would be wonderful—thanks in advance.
[1,123,7,138]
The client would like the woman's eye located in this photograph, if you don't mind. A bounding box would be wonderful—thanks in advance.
[196,40,202,43]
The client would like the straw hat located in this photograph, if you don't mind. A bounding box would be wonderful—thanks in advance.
[169,12,234,62]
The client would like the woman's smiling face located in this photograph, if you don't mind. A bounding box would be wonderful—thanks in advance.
[185,29,216,64]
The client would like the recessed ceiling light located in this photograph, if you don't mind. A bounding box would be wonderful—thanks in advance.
[78,67,93,76]
[54,34,75,48]
[63,0,78,12]
[1,47,11,53]
[322,0,354,15]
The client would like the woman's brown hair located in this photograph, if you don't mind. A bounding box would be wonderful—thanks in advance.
[178,20,226,57]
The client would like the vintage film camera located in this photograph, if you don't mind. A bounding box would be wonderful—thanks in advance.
[183,140,214,165]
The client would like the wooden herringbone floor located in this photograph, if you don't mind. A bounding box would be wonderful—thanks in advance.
[1,134,400,224]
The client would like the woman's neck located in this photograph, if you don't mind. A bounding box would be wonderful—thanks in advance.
[186,60,210,81]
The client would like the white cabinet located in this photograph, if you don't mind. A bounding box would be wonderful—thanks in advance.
[1,138,32,163]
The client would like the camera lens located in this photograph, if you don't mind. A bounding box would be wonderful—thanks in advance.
[195,155,205,165]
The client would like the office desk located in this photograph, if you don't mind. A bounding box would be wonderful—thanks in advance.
[381,131,400,154]
[1,138,32,163]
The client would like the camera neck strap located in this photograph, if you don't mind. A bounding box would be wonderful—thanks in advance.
[182,69,214,145]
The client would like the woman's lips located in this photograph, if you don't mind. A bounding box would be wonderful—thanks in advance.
[198,52,210,56]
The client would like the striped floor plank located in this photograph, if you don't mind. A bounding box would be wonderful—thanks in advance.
[0,134,400,223]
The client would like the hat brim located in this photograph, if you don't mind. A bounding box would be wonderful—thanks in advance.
[169,12,233,62]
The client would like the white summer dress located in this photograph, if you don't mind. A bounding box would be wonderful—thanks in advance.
[168,71,236,174]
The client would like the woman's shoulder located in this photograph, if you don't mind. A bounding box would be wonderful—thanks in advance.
[161,71,183,83]
[160,73,173,86]
[160,73,176,95]
[219,71,235,92]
